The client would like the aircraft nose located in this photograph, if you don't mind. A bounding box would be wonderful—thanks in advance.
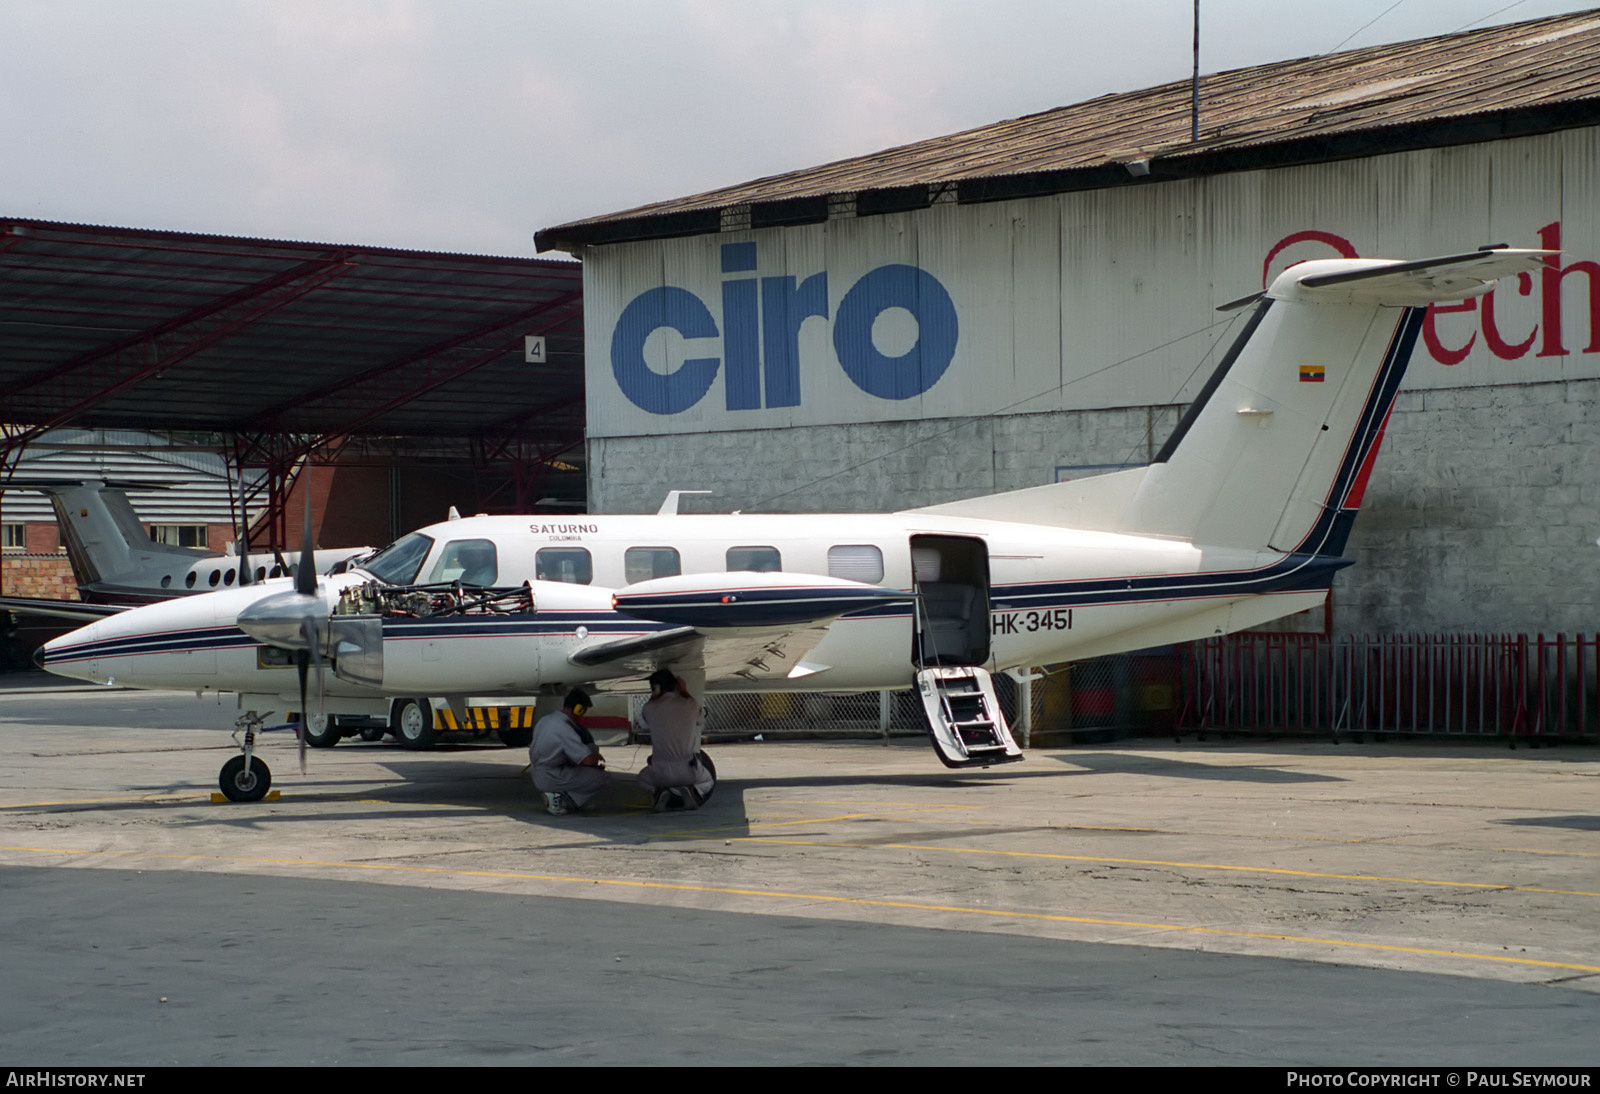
[31,644,44,670]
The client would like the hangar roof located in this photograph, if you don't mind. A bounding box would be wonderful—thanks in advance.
[0,219,583,441]
[537,10,1600,252]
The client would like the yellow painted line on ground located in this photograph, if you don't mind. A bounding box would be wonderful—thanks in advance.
[0,793,206,808]
[1224,832,1600,859]
[760,799,972,808]
[684,801,976,831]
[649,811,931,835]
[654,806,970,836]
[671,806,1600,864]
[744,794,1600,860]
[721,837,1600,899]
[1,841,1596,977]
[0,787,417,810]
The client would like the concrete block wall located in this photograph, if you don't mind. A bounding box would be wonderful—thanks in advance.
[589,378,1595,637]
[1344,377,1599,636]
[589,405,1182,516]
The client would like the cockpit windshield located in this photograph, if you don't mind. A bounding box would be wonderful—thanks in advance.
[357,532,435,586]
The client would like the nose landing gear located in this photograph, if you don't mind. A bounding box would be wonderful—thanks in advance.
[219,712,274,803]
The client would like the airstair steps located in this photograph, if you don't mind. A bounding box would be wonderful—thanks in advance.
[915,666,1024,769]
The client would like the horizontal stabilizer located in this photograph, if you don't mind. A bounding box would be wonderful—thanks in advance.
[0,596,126,622]
[0,479,172,493]
[1287,249,1556,305]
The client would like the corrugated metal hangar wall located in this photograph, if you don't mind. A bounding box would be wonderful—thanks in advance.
[579,126,1600,640]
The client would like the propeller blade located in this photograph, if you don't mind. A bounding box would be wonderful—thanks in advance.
[295,646,309,775]
[295,501,316,597]
[237,507,252,587]
[306,615,325,721]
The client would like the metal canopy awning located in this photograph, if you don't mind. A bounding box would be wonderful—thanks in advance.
[0,219,588,544]
[0,218,584,441]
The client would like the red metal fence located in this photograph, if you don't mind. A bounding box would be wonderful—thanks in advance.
[1178,633,1600,741]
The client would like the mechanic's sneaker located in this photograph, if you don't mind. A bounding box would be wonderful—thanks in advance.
[653,789,685,812]
[544,791,572,815]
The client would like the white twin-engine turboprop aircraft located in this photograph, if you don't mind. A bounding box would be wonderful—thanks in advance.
[37,249,1552,801]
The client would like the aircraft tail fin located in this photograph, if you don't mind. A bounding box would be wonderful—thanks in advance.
[915,250,1549,555]
[1115,249,1553,555]
[16,481,201,587]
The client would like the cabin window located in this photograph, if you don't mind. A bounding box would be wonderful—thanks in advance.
[827,545,884,584]
[426,539,499,586]
[625,547,680,584]
[537,547,592,585]
[223,569,236,586]
[361,532,434,586]
[727,546,781,572]
[207,570,221,587]
[160,575,172,589]
[184,572,197,588]
[151,524,208,548]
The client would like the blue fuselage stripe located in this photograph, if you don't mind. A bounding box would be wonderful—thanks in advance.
[50,552,1351,663]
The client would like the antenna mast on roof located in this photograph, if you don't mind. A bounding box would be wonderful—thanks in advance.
[1192,0,1201,142]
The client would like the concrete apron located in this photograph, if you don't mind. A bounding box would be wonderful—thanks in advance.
[1,687,1597,991]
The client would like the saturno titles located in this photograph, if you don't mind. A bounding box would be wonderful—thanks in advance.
[37,250,1554,724]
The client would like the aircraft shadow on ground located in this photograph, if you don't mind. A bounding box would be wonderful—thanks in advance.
[286,749,1094,840]
[1152,732,1600,763]
[1495,814,1600,831]
[2,740,1103,844]
[1046,750,1347,784]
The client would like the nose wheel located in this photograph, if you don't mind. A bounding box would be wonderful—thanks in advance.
[220,711,274,803]
[219,754,272,802]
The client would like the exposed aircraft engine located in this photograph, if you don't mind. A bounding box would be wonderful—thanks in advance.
[335,581,536,619]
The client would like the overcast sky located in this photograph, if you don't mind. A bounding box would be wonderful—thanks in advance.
[3,0,1596,257]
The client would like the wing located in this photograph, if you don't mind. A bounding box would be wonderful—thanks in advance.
[568,624,829,688]
[0,596,126,622]
[567,570,911,688]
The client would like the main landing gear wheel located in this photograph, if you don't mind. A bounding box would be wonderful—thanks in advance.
[392,698,436,751]
[219,755,271,803]
[300,712,342,749]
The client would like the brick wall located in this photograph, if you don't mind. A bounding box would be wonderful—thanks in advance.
[1,554,76,600]
[23,522,57,554]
